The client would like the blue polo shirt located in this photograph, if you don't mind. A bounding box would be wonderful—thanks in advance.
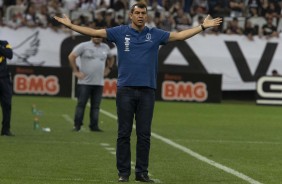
[106,25,169,89]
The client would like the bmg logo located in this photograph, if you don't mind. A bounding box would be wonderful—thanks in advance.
[256,76,282,105]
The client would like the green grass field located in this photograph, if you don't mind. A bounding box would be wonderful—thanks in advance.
[0,96,282,184]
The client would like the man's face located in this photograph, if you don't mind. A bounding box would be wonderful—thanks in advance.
[92,37,103,44]
[130,6,147,27]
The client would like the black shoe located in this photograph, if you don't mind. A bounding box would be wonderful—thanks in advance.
[72,126,80,132]
[118,176,129,182]
[1,131,15,136]
[135,174,154,182]
[90,128,103,132]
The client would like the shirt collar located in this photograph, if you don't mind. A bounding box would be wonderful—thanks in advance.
[128,24,149,34]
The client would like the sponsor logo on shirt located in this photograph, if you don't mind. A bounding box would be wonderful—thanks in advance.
[124,36,130,52]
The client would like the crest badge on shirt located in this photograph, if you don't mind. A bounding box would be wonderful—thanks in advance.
[145,33,152,42]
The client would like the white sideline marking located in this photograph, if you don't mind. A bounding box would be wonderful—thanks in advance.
[105,147,115,151]
[177,139,282,145]
[62,114,87,132]
[100,109,117,120]
[101,143,110,146]
[62,114,73,123]
[99,142,161,183]
[16,176,115,183]
[99,109,263,184]
[100,143,117,155]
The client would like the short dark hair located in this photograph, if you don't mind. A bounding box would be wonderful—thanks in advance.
[272,69,278,74]
[130,3,147,13]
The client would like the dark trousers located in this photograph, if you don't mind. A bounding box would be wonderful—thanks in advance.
[0,77,12,133]
[116,87,155,177]
[74,84,103,129]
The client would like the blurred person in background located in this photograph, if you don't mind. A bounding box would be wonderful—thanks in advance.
[95,0,110,9]
[247,0,263,16]
[112,0,128,11]
[191,0,209,15]
[183,0,193,13]
[94,11,106,27]
[0,0,3,23]
[61,0,79,12]
[47,0,64,31]
[5,12,24,29]
[272,69,280,76]
[192,14,204,27]
[174,8,192,31]
[205,25,221,35]
[36,4,49,28]
[262,16,279,38]
[248,4,261,17]
[147,0,163,11]
[224,17,244,35]
[23,3,38,28]
[116,15,125,25]
[68,34,114,132]
[145,14,156,28]
[3,0,16,6]
[78,0,95,11]
[229,0,245,17]
[161,0,172,11]
[169,0,183,15]
[208,0,230,18]
[0,40,14,136]
[31,0,47,4]
[264,1,281,19]
[244,20,259,40]
[159,11,176,31]
[105,9,118,27]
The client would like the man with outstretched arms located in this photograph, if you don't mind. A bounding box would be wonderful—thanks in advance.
[54,3,222,182]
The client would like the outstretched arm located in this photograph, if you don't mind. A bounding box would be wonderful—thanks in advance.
[168,15,222,42]
[53,14,107,38]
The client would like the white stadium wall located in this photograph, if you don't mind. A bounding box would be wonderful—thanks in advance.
[2,27,282,97]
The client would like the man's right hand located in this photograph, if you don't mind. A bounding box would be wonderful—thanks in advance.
[74,71,85,80]
[53,14,72,28]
